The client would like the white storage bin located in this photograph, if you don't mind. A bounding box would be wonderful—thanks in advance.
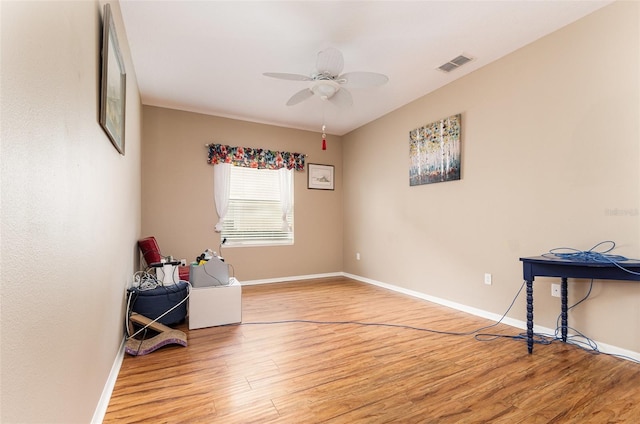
[188,278,241,329]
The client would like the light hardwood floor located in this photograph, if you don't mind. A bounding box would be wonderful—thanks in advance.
[104,277,640,423]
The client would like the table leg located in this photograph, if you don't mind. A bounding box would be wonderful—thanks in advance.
[561,277,568,342]
[526,279,534,354]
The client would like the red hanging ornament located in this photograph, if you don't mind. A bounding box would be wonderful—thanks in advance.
[321,125,327,150]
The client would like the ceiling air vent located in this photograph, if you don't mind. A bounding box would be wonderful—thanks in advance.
[437,54,474,73]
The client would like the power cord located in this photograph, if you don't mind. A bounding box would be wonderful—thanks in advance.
[528,278,638,363]
[231,281,526,341]
[476,242,640,362]
[226,241,639,363]
[543,240,640,276]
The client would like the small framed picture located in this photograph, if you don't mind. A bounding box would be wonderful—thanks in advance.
[99,4,126,155]
[308,163,334,190]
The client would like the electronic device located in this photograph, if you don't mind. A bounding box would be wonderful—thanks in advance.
[152,260,181,286]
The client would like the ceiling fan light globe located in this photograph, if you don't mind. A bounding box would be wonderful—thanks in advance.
[312,81,338,99]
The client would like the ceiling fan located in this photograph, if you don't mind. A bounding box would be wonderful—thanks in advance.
[263,47,389,107]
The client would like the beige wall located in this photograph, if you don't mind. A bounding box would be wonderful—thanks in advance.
[141,106,343,281]
[1,1,141,422]
[142,2,639,355]
[343,1,640,353]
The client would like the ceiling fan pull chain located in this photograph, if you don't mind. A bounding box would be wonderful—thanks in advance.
[321,124,327,151]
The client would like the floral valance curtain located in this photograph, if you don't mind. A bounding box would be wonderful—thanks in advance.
[207,144,306,171]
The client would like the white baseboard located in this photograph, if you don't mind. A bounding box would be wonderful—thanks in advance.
[92,337,125,424]
[343,272,640,362]
[240,272,343,286]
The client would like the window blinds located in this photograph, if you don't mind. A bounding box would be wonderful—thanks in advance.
[222,166,293,245]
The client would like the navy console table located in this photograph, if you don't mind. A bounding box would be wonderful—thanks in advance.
[520,256,640,354]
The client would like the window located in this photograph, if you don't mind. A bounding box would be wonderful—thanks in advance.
[222,166,293,246]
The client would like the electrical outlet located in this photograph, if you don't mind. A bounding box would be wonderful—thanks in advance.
[484,273,492,285]
[356,253,361,261]
[551,283,561,297]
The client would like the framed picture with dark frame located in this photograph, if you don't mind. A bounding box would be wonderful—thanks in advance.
[308,163,335,190]
[100,3,126,155]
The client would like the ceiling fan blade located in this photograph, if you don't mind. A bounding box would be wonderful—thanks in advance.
[263,72,312,82]
[286,88,314,106]
[316,47,344,76]
[339,72,389,88]
[329,87,352,108]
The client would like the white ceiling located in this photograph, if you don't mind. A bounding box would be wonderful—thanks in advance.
[119,0,611,136]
